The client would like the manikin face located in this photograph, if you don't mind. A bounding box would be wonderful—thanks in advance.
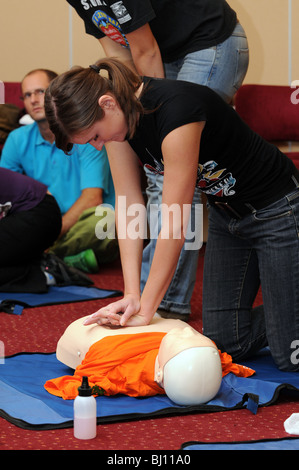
[154,326,217,387]
[21,71,50,122]
[72,94,129,151]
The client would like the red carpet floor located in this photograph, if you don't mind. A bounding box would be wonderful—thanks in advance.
[1,248,299,451]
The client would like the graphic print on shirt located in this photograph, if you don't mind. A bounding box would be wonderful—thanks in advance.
[92,2,130,48]
[110,1,132,23]
[143,150,236,198]
[144,148,164,175]
[197,161,236,197]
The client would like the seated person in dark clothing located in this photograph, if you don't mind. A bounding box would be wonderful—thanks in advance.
[0,168,90,292]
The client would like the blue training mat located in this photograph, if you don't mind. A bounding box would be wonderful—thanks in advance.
[180,438,299,451]
[0,285,122,315]
[0,349,299,430]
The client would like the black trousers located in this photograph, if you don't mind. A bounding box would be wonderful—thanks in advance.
[0,194,62,292]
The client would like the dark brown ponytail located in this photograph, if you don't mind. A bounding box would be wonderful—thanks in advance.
[44,58,144,153]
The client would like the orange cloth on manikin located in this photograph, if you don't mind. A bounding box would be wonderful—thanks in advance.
[44,332,255,400]
[220,350,255,378]
[45,332,165,400]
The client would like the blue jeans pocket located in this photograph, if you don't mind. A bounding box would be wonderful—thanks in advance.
[233,48,249,91]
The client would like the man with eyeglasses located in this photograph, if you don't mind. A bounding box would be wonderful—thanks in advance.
[0,69,118,274]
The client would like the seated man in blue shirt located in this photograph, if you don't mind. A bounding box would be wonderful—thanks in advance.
[0,68,118,273]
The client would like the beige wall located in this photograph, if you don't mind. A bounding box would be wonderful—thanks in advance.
[0,0,104,82]
[228,0,298,85]
[0,1,298,84]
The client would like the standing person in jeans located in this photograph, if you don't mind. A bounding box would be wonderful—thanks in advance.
[67,0,249,319]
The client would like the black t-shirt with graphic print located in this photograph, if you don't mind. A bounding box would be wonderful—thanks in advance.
[67,0,237,62]
[129,77,296,208]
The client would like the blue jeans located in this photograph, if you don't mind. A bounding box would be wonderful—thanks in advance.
[164,23,249,104]
[140,23,249,314]
[202,182,299,371]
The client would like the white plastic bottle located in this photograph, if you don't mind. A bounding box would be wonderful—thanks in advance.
[74,376,97,440]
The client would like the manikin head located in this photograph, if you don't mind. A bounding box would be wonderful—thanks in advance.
[154,327,222,405]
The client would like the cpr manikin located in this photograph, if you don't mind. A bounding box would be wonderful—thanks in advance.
[54,315,222,406]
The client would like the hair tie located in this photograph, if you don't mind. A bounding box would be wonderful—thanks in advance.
[89,64,100,74]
